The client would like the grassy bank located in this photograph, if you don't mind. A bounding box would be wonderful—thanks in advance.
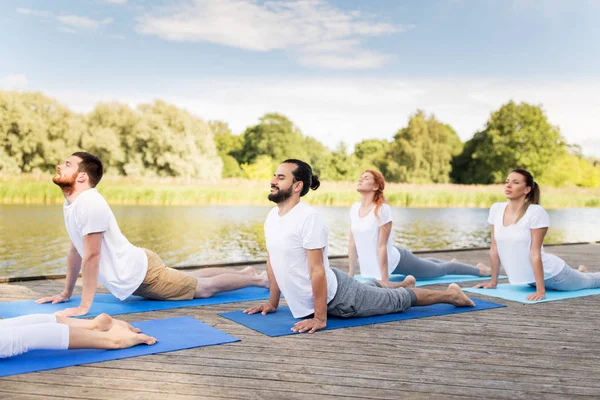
[1,174,599,208]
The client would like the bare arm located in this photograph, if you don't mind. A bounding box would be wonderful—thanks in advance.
[244,254,281,315]
[64,242,82,297]
[377,222,392,283]
[348,231,358,277]
[474,225,500,289]
[55,232,103,317]
[36,242,82,304]
[292,248,328,334]
[527,228,548,301]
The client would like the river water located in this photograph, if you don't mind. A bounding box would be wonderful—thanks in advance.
[1,205,599,278]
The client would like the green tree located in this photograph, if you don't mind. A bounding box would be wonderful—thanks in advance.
[452,101,565,184]
[0,90,81,173]
[209,120,244,178]
[126,101,222,178]
[386,110,462,183]
[239,113,308,165]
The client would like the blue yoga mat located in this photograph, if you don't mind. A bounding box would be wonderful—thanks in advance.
[354,274,507,286]
[0,287,270,319]
[0,316,239,377]
[465,284,600,304]
[219,299,506,337]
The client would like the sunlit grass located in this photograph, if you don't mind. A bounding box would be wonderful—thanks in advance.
[1,174,599,208]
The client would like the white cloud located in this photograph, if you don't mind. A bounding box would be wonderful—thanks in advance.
[135,0,408,70]
[56,15,113,29]
[58,26,78,35]
[16,8,51,18]
[104,0,127,4]
[38,77,600,157]
[0,74,29,90]
[17,8,113,32]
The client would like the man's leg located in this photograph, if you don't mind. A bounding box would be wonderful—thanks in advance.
[412,284,474,307]
[186,266,258,278]
[194,272,269,298]
[328,268,473,319]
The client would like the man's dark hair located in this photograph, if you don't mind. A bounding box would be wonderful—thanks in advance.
[72,152,103,187]
[282,159,320,197]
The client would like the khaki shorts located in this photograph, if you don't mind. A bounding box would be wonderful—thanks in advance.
[132,249,197,300]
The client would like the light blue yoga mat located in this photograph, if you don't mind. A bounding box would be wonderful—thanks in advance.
[219,299,506,337]
[0,287,270,318]
[465,284,600,304]
[0,316,239,377]
[354,274,507,286]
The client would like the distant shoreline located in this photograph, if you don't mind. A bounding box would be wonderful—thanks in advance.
[1,174,599,208]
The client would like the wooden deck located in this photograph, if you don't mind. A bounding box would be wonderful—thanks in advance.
[1,243,600,399]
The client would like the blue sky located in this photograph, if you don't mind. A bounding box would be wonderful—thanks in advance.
[1,0,599,155]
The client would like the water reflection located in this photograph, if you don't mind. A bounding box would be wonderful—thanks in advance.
[0,205,597,278]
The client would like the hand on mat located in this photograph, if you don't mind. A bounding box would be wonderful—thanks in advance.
[526,291,546,301]
[472,281,497,289]
[35,292,70,305]
[55,305,90,317]
[292,317,326,334]
[244,303,277,315]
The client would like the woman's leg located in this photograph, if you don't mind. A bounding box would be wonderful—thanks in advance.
[0,314,56,328]
[68,322,156,350]
[544,265,600,291]
[0,323,69,358]
[392,247,482,278]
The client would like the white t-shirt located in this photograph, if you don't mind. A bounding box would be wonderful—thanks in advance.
[488,202,565,285]
[264,202,338,318]
[63,189,148,300]
[350,202,401,280]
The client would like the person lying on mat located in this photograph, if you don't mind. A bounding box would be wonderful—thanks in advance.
[0,313,156,358]
[244,159,475,334]
[473,169,599,301]
[349,169,491,285]
[37,152,269,317]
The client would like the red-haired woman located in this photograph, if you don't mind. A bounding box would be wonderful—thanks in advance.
[348,170,491,286]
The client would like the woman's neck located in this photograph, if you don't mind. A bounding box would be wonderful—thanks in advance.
[360,191,375,207]
[506,197,526,213]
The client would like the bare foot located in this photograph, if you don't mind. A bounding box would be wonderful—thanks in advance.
[108,322,157,349]
[258,271,270,288]
[376,275,416,289]
[114,318,142,333]
[94,313,114,331]
[578,265,589,273]
[477,263,492,277]
[401,275,416,288]
[447,283,475,307]
[241,266,257,276]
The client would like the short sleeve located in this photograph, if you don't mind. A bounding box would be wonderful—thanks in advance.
[529,206,550,229]
[302,212,329,250]
[377,204,393,227]
[77,197,110,236]
[487,203,499,225]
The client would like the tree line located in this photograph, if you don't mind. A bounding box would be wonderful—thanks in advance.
[1,90,599,187]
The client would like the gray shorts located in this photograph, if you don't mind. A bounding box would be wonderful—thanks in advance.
[327,268,416,318]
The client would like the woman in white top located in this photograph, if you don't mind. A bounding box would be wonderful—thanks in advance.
[474,169,599,301]
[348,170,490,286]
[0,313,156,358]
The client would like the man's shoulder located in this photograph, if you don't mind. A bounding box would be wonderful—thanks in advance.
[77,189,110,211]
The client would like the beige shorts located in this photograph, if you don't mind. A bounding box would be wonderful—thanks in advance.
[132,249,197,300]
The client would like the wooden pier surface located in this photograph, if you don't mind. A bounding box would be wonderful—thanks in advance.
[1,243,599,399]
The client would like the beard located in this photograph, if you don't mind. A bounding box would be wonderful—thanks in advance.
[268,185,293,204]
[52,170,77,191]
